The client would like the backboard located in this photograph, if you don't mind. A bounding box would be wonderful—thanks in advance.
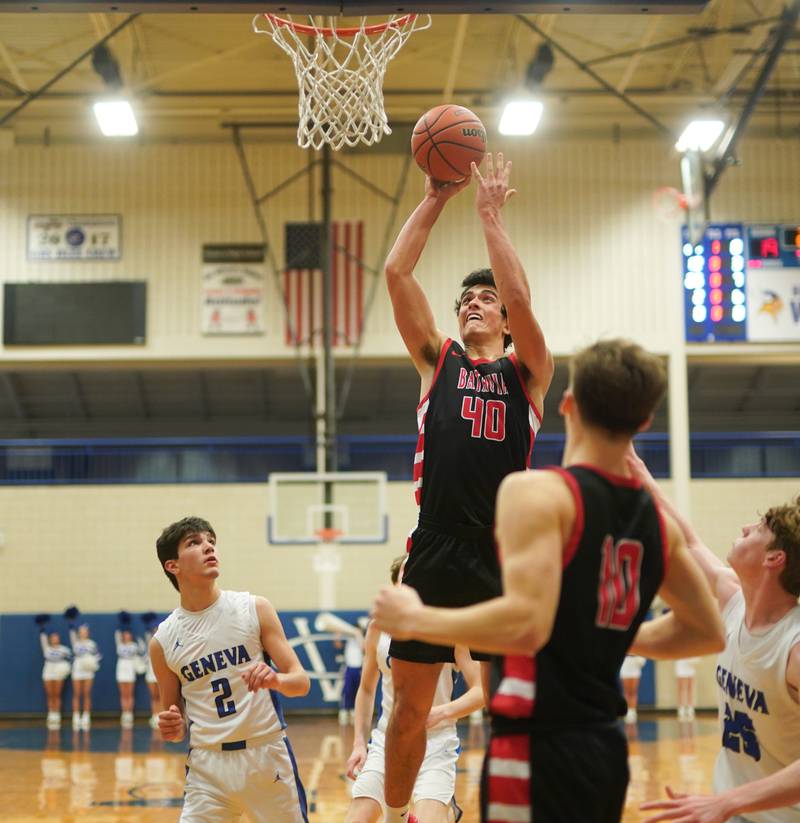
[267,471,388,545]
[0,1,710,12]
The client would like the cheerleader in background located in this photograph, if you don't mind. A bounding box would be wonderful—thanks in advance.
[620,654,648,724]
[675,656,701,720]
[141,612,161,729]
[66,606,101,730]
[36,613,71,729]
[115,611,142,728]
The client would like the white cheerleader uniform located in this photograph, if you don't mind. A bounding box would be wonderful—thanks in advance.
[620,655,647,680]
[115,631,141,683]
[675,657,701,678]
[352,632,461,807]
[41,634,72,681]
[144,630,158,684]
[153,590,307,823]
[712,590,800,823]
[70,630,100,681]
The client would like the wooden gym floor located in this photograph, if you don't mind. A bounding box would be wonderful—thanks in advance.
[2,714,718,822]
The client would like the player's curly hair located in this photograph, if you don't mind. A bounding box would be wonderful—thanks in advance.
[570,339,666,437]
[764,497,800,597]
[156,516,216,592]
[454,269,512,351]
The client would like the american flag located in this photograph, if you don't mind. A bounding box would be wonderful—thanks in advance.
[284,221,365,347]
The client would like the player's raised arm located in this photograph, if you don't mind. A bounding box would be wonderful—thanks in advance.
[629,513,725,660]
[472,153,554,406]
[250,596,310,698]
[627,448,740,609]
[384,176,470,382]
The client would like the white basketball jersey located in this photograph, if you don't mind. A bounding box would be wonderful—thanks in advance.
[712,590,800,823]
[154,590,284,748]
[373,632,458,746]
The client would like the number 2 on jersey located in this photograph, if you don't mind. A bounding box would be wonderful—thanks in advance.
[211,677,237,718]
[595,536,643,630]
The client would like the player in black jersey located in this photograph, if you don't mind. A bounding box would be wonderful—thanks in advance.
[373,338,725,823]
[380,153,554,823]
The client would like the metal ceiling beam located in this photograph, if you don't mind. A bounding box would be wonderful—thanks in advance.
[0,38,29,93]
[517,14,675,138]
[707,0,800,196]
[0,13,139,128]
[442,14,469,102]
[616,16,661,94]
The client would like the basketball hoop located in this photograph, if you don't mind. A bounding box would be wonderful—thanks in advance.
[653,186,689,221]
[253,12,431,151]
[314,527,343,544]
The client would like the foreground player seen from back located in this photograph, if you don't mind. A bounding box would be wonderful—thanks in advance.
[383,152,553,823]
[149,516,310,823]
[373,338,726,823]
[628,452,800,823]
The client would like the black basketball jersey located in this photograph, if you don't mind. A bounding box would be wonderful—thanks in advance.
[490,465,668,727]
[413,338,541,529]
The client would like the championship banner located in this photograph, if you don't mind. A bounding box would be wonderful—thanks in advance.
[201,244,266,335]
[746,268,800,342]
[27,214,121,260]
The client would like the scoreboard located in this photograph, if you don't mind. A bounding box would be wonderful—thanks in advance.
[683,223,800,343]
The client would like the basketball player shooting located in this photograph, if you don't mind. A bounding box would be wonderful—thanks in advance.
[373,338,726,823]
[381,152,554,823]
[149,516,311,823]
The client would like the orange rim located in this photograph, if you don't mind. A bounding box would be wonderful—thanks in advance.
[265,12,416,38]
[314,527,343,542]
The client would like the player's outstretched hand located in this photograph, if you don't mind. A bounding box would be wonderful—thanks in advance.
[473,152,516,215]
[241,661,279,693]
[345,742,367,780]
[641,786,732,823]
[425,174,471,203]
[371,583,424,640]
[158,705,185,742]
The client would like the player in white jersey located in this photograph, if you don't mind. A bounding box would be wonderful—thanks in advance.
[68,618,101,730]
[115,621,144,728]
[345,557,484,823]
[149,515,311,823]
[37,615,72,729]
[629,452,800,823]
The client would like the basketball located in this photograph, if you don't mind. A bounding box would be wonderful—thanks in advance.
[411,104,487,183]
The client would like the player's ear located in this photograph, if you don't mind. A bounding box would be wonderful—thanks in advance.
[636,414,654,433]
[558,389,574,417]
[164,559,179,576]
[764,549,786,571]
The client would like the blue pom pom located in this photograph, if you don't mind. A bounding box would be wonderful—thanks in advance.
[118,610,132,626]
[34,613,50,626]
[141,611,158,627]
[63,605,81,622]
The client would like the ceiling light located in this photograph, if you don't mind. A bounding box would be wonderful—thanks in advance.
[675,120,724,153]
[93,100,138,137]
[498,100,543,136]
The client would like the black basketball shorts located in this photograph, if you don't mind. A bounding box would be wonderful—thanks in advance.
[480,724,629,823]
[389,519,502,664]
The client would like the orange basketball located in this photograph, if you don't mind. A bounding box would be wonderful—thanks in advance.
[411,104,487,183]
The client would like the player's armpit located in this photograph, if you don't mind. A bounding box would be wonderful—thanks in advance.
[254,596,310,697]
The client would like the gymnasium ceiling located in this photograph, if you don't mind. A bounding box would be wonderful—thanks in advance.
[0,0,799,145]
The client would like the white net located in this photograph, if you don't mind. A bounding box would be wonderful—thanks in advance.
[254,13,431,151]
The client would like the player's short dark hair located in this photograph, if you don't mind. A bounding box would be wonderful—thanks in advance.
[454,268,512,351]
[569,339,666,437]
[156,516,216,592]
[764,497,800,597]
[390,555,406,584]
